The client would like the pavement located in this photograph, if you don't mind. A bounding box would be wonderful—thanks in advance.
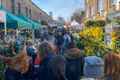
[81,78,104,80]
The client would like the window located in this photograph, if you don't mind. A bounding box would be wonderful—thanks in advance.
[40,12,42,15]
[29,9,32,18]
[11,0,15,14]
[1,0,3,7]
[25,7,28,17]
[18,3,21,15]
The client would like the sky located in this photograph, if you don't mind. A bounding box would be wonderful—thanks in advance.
[32,0,84,20]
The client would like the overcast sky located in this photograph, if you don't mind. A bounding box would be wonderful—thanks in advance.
[32,0,84,20]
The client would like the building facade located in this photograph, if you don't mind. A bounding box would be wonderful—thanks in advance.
[85,0,120,20]
[85,0,99,19]
[0,0,51,23]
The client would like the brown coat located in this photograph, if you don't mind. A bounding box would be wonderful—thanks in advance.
[104,53,120,80]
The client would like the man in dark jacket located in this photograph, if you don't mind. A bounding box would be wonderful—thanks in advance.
[55,31,64,54]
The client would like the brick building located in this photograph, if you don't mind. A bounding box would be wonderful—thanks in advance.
[0,0,51,25]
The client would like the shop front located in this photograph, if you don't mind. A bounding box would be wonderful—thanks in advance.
[0,8,41,41]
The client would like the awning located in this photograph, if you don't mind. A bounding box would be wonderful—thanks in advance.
[32,21,41,29]
[6,12,32,29]
[19,16,41,29]
[0,8,32,29]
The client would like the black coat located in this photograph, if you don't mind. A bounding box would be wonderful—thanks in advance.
[65,58,84,80]
[65,49,84,80]
[39,55,66,80]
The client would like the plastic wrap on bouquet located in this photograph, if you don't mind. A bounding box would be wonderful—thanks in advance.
[84,56,104,78]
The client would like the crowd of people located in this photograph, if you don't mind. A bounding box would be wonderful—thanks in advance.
[0,28,119,80]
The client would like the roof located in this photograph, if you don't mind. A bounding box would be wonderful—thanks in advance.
[30,1,51,18]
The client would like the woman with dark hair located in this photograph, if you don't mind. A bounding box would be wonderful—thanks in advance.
[48,55,66,80]
[38,41,67,80]
[38,41,55,80]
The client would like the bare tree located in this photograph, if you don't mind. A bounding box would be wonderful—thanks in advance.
[71,9,85,24]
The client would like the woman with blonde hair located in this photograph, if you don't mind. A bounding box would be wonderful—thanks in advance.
[0,45,30,80]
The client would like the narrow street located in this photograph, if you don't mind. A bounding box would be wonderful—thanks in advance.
[0,0,119,80]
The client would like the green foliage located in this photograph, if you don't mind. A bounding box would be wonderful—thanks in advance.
[78,36,107,57]
[111,19,120,25]
[95,20,106,27]
[116,20,120,25]
[114,31,120,50]
[76,37,85,50]
[85,20,106,27]
[85,20,94,27]
[75,27,108,57]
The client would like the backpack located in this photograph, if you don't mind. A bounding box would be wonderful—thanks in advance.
[84,56,104,78]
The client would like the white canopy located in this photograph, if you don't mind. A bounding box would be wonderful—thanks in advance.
[71,20,80,26]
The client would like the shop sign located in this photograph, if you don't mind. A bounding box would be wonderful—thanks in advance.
[0,10,6,22]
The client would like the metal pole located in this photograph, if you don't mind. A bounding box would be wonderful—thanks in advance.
[4,18,7,35]
[4,11,7,40]
[32,25,35,43]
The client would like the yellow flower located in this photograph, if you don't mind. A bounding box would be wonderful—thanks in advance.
[79,27,103,40]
